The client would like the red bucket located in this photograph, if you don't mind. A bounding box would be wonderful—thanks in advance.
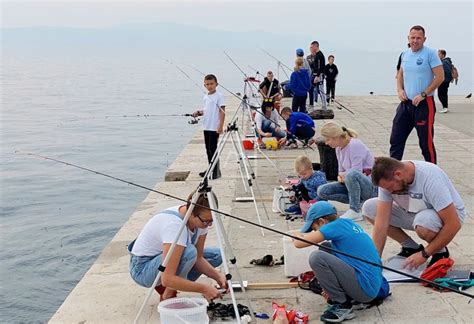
[242,139,254,150]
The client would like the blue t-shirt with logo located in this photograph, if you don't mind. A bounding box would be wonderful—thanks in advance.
[401,46,442,100]
[319,218,382,298]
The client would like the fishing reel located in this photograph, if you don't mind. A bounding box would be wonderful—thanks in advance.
[188,116,199,125]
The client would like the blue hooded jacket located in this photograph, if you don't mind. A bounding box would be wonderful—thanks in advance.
[288,68,311,96]
[286,112,315,135]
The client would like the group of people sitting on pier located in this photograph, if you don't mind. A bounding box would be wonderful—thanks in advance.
[128,25,465,323]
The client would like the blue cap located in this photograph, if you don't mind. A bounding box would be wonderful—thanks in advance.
[296,48,304,56]
[300,201,337,233]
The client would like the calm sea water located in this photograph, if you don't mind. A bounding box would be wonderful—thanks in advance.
[1,48,472,323]
[0,54,203,323]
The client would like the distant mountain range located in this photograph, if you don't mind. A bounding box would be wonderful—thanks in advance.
[1,22,347,54]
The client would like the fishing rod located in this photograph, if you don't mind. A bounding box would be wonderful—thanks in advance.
[17,150,474,301]
[332,99,355,115]
[247,65,262,77]
[164,59,205,95]
[66,114,199,124]
[260,48,291,80]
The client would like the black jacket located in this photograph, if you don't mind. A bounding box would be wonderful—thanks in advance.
[324,64,339,81]
[310,51,326,76]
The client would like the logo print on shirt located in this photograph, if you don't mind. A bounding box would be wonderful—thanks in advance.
[416,57,424,65]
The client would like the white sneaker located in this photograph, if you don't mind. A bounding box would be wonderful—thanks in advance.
[340,209,363,221]
[440,108,449,113]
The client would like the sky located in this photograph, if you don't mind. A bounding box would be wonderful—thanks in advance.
[2,1,473,52]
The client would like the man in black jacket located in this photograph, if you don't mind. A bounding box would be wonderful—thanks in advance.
[308,41,326,109]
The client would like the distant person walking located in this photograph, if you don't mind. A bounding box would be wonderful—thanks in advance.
[437,49,455,113]
[390,25,444,164]
[286,57,311,113]
[324,55,339,104]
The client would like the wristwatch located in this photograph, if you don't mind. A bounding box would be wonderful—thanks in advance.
[421,92,427,98]
[421,249,430,259]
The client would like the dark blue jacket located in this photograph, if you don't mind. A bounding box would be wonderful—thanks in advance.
[286,112,315,135]
[288,69,311,96]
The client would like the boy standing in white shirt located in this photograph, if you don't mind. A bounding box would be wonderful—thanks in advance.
[193,74,226,179]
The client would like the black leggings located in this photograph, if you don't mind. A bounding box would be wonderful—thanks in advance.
[292,95,307,113]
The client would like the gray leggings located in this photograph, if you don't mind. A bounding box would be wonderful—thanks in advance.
[309,248,372,304]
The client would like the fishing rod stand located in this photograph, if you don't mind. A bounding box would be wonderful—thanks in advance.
[204,115,267,237]
[134,179,256,324]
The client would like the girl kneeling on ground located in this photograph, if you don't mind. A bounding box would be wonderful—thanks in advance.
[129,190,227,301]
[293,201,382,322]
[317,122,378,221]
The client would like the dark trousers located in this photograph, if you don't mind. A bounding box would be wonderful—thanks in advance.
[309,85,315,105]
[326,79,336,102]
[203,130,220,175]
[389,97,437,164]
[437,82,450,108]
[292,94,307,113]
[295,126,315,142]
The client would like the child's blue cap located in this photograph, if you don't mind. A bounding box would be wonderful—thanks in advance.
[300,201,337,233]
[296,48,304,56]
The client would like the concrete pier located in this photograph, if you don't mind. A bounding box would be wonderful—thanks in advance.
[49,95,473,323]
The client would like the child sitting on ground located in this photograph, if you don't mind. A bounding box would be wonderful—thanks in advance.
[279,106,316,148]
[293,201,383,322]
[284,156,327,216]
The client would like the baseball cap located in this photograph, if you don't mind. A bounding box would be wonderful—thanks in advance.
[300,201,337,233]
[296,48,304,56]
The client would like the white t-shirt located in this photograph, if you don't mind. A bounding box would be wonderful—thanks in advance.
[255,109,280,131]
[378,161,465,220]
[131,206,208,257]
[202,91,225,131]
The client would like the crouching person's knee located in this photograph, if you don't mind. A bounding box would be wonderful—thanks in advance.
[309,250,330,272]
[362,198,378,224]
[203,247,222,268]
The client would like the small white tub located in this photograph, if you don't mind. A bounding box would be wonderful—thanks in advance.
[158,297,209,324]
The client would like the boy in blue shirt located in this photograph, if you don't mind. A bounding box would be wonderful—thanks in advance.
[279,106,316,148]
[293,201,382,322]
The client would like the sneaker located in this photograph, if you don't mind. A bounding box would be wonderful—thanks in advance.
[440,108,449,113]
[320,301,355,322]
[340,209,363,221]
[198,171,206,178]
[397,244,424,258]
[428,247,450,267]
[284,204,301,215]
[351,301,371,311]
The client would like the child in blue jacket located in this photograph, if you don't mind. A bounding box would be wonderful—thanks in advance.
[279,106,316,147]
[287,57,311,113]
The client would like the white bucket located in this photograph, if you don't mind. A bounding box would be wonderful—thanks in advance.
[282,233,318,277]
[158,297,209,324]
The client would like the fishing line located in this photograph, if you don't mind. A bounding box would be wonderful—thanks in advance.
[17,151,474,301]
[65,114,199,124]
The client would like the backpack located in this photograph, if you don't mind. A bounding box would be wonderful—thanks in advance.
[451,66,459,84]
